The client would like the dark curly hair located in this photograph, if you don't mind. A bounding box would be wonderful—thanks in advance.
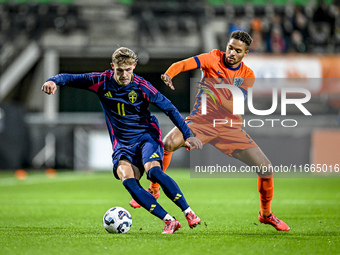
[230,31,253,50]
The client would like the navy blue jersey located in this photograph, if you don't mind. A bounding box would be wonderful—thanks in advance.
[47,70,191,148]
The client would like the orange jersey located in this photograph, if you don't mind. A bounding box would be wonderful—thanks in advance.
[165,49,255,126]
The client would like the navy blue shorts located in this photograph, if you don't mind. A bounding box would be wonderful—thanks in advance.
[112,133,164,180]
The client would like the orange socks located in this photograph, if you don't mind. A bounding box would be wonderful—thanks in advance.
[257,175,274,217]
[149,150,173,193]
[162,150,173,171]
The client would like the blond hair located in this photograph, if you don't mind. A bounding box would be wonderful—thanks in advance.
[111,47,138,65]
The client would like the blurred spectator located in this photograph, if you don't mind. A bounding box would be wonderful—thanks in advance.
[309,22,331,48]
[250,30,267,53]
[335,17,340,52]
[288,6,309,53]
[249,18,267,53]
[309,1,333,52]
[313,0,335,37]
[292,6,309,39]
[289,30,306,53]
[267,14,287,53]
[269,24,286,53]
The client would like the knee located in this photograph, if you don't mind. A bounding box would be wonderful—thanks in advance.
[163,136,176,152]
[117,160,138,181]
[118,169,135,182]
[163,133,182,152]
[144,161,161,173]
[162,127,185,152]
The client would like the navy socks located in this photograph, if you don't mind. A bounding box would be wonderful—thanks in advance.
[147,166,189,211]
[123,178,167,220]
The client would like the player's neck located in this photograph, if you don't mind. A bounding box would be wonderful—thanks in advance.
[229,63,241,69]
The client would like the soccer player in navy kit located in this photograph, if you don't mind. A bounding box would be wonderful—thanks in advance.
[41,47,202,234]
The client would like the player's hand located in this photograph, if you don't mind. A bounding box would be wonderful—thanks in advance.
[185,137,203,150]
[41,81,57,95]
[161,74,175,90]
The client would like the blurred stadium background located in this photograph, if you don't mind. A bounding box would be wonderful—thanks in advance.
[0,0,339,172]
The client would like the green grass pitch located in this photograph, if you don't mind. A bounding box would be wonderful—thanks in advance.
[0,170,339,255]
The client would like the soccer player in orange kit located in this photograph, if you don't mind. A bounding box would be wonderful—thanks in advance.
[130,31,290,231]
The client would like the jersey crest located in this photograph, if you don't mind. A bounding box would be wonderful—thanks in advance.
[233,77,244,87]
[128,90,137,103]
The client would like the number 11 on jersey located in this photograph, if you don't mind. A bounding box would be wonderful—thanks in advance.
[117,103,125,116]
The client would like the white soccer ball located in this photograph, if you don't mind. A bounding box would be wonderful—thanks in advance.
[103,207,132,234]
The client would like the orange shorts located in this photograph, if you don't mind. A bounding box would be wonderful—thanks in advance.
[185,117,258,157]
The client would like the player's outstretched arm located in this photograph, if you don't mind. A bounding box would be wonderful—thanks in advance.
[185,137,203,150]
[161,74,175,90]
[41,81,57,95]
[161,57,198,90]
